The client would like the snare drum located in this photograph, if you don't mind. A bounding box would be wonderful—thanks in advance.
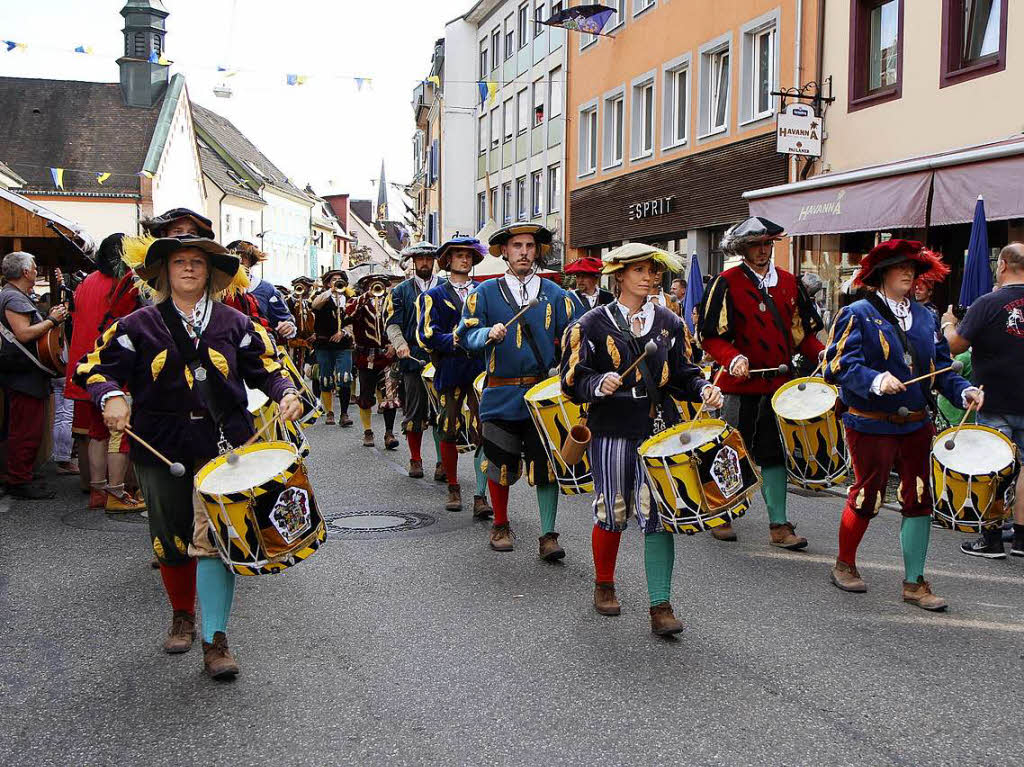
[195,440,326,575]
[771,377,849,491]
[278,350,323,425]
[523,376,593,495]
[245,387,310,458]
[639,419,760,535]
[931,425,1017,533]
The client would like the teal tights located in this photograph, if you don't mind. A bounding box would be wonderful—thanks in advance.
[900,515,931,582]
[761,465,789,525]
[644,531,675,606]
[474,448,487,497]
[537,482,558,535]
[197,558,235,643]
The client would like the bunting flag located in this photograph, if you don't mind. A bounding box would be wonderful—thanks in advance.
[96,172,111,185]
[542,4,615,35]
[50,168,64,189]
[427,75,441,88]
[286,74,307,86]
[74,45,94,54]
[354,77,366,91]
[3,40,27,52]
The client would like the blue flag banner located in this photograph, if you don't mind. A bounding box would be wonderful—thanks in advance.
[542,4,616,35]
[683,254,705,332]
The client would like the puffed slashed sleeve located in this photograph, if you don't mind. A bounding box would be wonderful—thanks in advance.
[418,292,456,354]
[698,275,744,370]
[74,321,136,407]
[823,306,880,399]
[559,321,606,405]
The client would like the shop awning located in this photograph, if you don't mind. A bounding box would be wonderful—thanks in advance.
[744,135,1024,236]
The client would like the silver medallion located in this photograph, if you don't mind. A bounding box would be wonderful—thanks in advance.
[194,365,207,382]
[758,302,767,312]
[902,353,913,368]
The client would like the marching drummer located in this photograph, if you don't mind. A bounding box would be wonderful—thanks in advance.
[560,243,722,635]
[74,235,303,679]
[698,216,825,549]
[823,239,982,610]
[565,256,614,315]
[455,223,575,558]
[417,236,492,517]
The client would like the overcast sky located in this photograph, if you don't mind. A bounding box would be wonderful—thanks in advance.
[0,0,469,200]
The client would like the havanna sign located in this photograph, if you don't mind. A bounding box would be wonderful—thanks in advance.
[776,104,822,157]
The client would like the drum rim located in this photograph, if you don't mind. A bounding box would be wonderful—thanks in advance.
[771,376,838,421]
[638,417,728,456]
[524,374,561,402]
[196,439,300,495]
[931,423,1017,473]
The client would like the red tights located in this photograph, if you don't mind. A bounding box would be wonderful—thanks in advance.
[837,506,871,567]
[591,526,622,583]
[487,479,509,525]
[406,431,423,462]
[439,441,459,487]
[158,559,197,614]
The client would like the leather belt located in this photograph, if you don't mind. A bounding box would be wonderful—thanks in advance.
[487,376,541,387]
[847,406,928,424]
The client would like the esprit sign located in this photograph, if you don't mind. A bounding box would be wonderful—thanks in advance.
[776,104,822,157]
[627,196,675,221]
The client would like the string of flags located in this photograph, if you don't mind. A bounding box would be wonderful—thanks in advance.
[31,164,153,190]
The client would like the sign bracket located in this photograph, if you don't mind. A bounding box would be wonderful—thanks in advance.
[770,76,835,115]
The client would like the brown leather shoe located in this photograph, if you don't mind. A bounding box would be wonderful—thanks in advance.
[472,494,493,520]
[339,414,353,428]
[384,432,399,450]
[710,523,737,541]
[325,410,336,426]
[445,484,462,512]
[489,522,514,551]
[770,521,808,550]
[902,577,948,611]
[830,559,867,592]
[202,631,240,680]
[649,602,684,636]
[163,610,195,654]
[105,489,146,514]
[594,581,620,616]
[362,429,375,447]
[538,532,565,562]
[434,462,447,483]
[408,459,424,478]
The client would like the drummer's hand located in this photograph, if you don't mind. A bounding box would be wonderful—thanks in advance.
[877,371,906,395]
[396,344,411,359]
[277,321,296,338]
[488,323,507,343]
[279,391,304,421]
[701,384,724,410]
[729,356,749,379]
[103,396,131,432]
[330,331,343,343]
[599,373,622,395]
[964,387,984,411]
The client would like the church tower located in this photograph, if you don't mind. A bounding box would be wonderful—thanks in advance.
[117,0,170,108]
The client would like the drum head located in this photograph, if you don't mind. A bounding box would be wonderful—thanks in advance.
[643,420,725,457]
[773,378,836,420]
[525,376,560,403]
[246,386,269,413]
[199,442,298,495]
[933,426,1015,474]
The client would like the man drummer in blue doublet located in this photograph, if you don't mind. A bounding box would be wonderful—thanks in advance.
[455,223,576,559]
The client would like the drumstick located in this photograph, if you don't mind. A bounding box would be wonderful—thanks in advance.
[747,363,790,375]
[484,298,540,345]
[903,359,964,386]
[225,415,281,465]
[799,360,825,390]
[124,427,186,477]
[681,367,726,444]
[618,340,659,381]
[943,385,983,451]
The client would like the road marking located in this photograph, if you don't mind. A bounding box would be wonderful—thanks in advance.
[746,550,1024,585]
[858,614,1024,633]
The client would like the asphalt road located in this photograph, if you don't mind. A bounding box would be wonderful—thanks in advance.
[1,412,1022,766]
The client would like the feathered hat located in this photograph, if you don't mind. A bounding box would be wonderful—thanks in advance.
[436,236,487,270]
[601,243,684,275]
[226,240,268,264]
[720,216,785,255]
[853,239,950,288]
[121,234,248,297]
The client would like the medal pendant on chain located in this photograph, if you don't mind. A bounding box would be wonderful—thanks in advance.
[758,302,767,312]
[194,365,207,382]
[902,352,913,369]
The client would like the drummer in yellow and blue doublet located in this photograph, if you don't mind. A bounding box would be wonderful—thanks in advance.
[74,235,303,680]
[416,236,491,518]
[455,223,576,559]
[823,239,982,610]
[560,243,721,635]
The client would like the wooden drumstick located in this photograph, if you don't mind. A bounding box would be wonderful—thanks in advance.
[618,340,659,382]
[903,359,964,386]
[124,427,186,477]
[681,368,727,444]
[800,360,825,389]
[485,298,540,345]
[943,385,983,451]
[225,415,282,465]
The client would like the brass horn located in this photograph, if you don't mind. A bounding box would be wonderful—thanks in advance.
[369,282,387,298]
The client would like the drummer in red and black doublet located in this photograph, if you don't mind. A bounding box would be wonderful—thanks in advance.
[699,216,824,549]
[74,235,302,679]
[823,240,981,610]
[560,243,721,635]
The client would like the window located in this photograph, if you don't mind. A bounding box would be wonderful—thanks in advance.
[603,91,624,168]
[578,104,598,176]
[698,36,731,137]
[479,116,487,154]
[581,28,597,50]
[607,0,625,29]
[941,0,1007,87]
[505,15,515,59]
[535,2,546,37]
[502,182,513,224]
[630,75,655,160]
[479,40,488,79]
[517,89,529,134]
[518,3,529,48]
[489,187,498,219]
[662,58,689,149]
[750,27,775,119]
[477,192,487,229]
[548,67,563,118]
[503,98,514,141]
[710,50,729,132]
[533,77,546,125]
[531,170,543,216]
[490,109,500,148]
[491,29,501,69]
[848,0,903,111]
[547,165,561,212]
[429,138,439,184]
[225,213,232,233]
[634,0,656,16]
[516,176,527,220]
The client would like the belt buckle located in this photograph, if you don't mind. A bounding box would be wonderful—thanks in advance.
[630,384,647,399]
[189,411,205,421]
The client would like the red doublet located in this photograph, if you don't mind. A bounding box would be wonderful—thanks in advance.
[700,265,824,395]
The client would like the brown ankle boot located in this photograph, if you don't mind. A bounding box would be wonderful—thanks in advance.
[408,459,424,478]
[594,582,620,616]
[649,602,684,636]
[384,432,399,450]
[434,462,447,483]
[362,429,375,447]
[325,410,336,426]
[489,522,514,551]
[710,523,737,541]
[202,631,240,679]
[902,577,947,611]
[445,484,462,511]
[770,521,808,550]
[163,610,195,654]
[538,532,565,562]
[830,559,867,592]
[472,494,493,520]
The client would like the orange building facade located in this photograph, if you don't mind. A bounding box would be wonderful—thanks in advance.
[565,0,821,276]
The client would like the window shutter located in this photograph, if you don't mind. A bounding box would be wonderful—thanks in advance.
[430,139,440,183]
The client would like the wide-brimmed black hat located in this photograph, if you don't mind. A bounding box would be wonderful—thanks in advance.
[292,275,315,287]
[135,235,240,293]
[143,207,215,239]
[356,266,394,291]
[488,222,553,257]
[321,269,347,288]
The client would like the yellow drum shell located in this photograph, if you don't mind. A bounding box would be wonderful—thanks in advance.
[930,424,1017,533]
[771,376,849,491]
[639,418,760,535]
[523,376,593,495]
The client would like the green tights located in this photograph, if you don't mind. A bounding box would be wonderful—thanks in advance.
[644,531,675,606]
[537,482,558,535]
[900,515,931,582]
[761,465,789,525]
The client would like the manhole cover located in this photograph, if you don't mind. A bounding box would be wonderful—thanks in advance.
[324,510,436,538]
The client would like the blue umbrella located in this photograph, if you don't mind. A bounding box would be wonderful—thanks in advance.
[683,254,704,332]
[959,195,992,307]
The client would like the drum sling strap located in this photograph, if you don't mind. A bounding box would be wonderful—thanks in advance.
[496,278,548,376]
[863,292,937,413]
[608,307,679,429]
[739,264,794,363]
[157,299,244,450]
